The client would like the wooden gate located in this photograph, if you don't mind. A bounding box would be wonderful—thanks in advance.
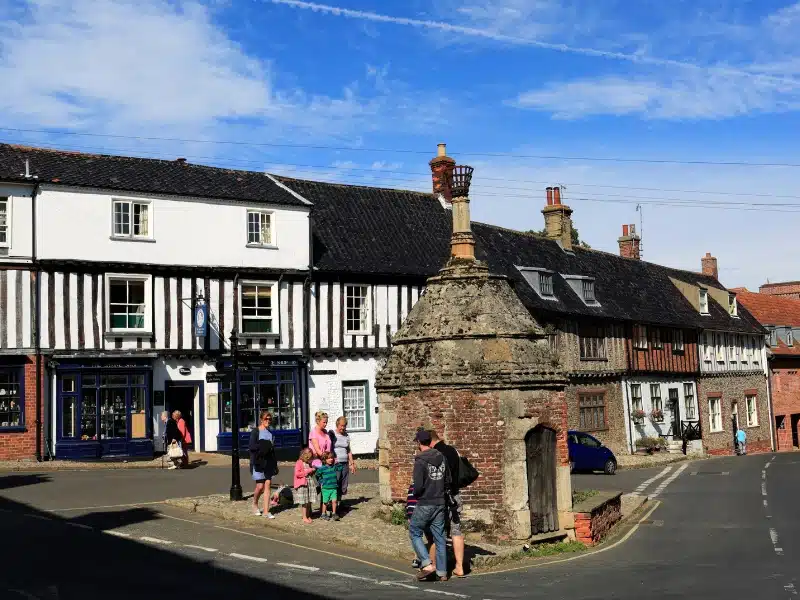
[526,425,559,535]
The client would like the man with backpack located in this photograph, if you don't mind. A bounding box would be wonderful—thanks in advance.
[429,430,479,578]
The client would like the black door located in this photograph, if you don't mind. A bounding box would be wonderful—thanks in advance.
[167,386,195,450]
[792,414,800,448]
[526,425,559,535]
[669,388,680,437]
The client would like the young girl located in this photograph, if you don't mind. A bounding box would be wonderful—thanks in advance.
[293,448,316,524]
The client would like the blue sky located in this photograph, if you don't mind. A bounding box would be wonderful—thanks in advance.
[2,0,800,289]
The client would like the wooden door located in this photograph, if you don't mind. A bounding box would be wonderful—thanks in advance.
[526,426,559,535]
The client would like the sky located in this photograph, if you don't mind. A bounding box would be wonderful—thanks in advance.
[2,0,800,289]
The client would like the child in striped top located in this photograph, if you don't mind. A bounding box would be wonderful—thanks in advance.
[315,452,341,521]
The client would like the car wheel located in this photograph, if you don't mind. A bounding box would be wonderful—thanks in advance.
[604,459,616,475]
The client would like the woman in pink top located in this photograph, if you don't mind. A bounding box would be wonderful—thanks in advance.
[173,410,192,468]
[308,411,330,514]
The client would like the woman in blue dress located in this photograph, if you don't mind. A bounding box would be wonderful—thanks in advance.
[249,411,277,518]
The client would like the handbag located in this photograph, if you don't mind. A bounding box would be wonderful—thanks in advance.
[456,455,479,489]
[167,441,183,459]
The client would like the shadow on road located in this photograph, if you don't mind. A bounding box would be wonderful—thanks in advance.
[0,473,331,600]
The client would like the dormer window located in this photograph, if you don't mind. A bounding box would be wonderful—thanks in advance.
[540,273,554,297]
[729,293,738,317]
[699,288,709,314]
[582,280,595,302]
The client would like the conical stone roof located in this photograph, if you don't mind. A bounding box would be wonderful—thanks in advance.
[376,258,565,392]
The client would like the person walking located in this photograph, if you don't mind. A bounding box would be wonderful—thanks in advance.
[429,431,467,578]
[736,428,747,455]
[248,411,278,518]
[330,416,356,512]
[161,411,182,470]
[409,429,449,582]
[173,410,192,468]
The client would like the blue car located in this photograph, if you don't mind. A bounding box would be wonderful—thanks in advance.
[568,430,617,475]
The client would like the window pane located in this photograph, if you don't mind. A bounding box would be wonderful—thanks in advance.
[130,388,146,439]
[62,396,76,438]
[80,388,97,440]
[100,388,127,439]
[62,375,76,393]
[113,202,130,235]
[133,203,148,236]
[277,383,296,430]
[0,199,7,244]
[109,281,128,304]
[239,385,257,431]
[0,370,22,427]
[221,391,232,433]
[343,384,367,430]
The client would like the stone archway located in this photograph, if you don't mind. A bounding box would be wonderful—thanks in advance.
[525,425,559,535]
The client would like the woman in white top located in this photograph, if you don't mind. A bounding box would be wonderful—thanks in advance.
[331,416,356,502]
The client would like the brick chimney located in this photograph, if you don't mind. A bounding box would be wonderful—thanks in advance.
[618,224,641,260]
[429,143,456,203]
[701,252,718,279]
[542,186,573,251]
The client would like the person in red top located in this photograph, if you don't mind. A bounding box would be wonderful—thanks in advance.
[173,410,192,468]
[293,448,317,524]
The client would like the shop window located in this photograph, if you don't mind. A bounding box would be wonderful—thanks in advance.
[0,368,23,429]
[342,381,370,432]
[222,371,297,433]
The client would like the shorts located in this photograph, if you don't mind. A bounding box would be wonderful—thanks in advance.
[448,493,464,538]
[321,488,338,504]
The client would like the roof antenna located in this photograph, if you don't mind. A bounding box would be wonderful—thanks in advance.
[636,203,643,258]
[21,158,38,180]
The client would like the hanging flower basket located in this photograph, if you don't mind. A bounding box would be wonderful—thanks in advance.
[650,408,664,423]
[631,409,646,423]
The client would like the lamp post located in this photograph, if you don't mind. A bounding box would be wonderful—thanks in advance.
[229,329,243,501]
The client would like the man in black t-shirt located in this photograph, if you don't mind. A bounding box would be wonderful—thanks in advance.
[429,431,466,577]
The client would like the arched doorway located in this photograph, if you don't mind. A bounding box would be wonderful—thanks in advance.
[525,425,559,535]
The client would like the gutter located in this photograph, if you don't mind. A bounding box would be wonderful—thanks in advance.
[31,180,43,461]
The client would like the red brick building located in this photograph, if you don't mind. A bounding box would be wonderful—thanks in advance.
[735,289,800,451]
[0,356,44,461]
[759,281,800,300]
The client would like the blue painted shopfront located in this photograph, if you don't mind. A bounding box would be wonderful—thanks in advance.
[55,360,154,459]
[216,358,305,453]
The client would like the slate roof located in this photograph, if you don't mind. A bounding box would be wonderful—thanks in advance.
[278,175,763,334]
[0,144,308,208]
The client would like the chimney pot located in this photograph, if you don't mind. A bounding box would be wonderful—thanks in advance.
[622,224,629,236]
[541,186,573,251]
[429,143,456,201]
[437,143,446,157]
[546,187,553,206]
[618,222,641,260]
[553,186,561,205]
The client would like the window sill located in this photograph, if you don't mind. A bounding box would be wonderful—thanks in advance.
[579,357,608,362]
[747,424,759,429]
[580,427,609,433]
[246,243,278,250]
[109,236,156,243]
[238,332,280,338]
[104,330,152,338]
[709,428,723,434]
[345,331,371,336]
[0,426,27,433]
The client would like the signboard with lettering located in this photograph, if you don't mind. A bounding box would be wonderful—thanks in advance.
[178,366,192,376]
[194,304,208,338]
[206,371,226,383]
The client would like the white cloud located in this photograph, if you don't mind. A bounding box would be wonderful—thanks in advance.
[512,71,800,120]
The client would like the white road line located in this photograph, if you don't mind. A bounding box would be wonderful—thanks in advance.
[762,482,768,496]
[65,522,93,530]
[156,512,204,526]
[769,528,784,556]
[104,530,132,538]
[633,466,672,494]
[140,536,173,545]
[382,581,419,590]
[184,544,217,552]
[785,583,797,596]
[328,571,379,583]
[277,563,319,572]
[650,463,688,498]
[765,461,772,469]
[763,500,769,508]
[48,500,164,512]
[230,552,268,563]
[424,589,469,598]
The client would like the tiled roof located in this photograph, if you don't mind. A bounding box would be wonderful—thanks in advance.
[735,289,800,328]
[0,144,309,208]
[770,340,800,357]
[278,175,763,333]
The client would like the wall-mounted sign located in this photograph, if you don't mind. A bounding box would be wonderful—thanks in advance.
[206,371,226,383]
[206,393,219,420]
[310,369,337,376]
[194,304,208,338]
[153,390,165,408]
[178,366,192,376]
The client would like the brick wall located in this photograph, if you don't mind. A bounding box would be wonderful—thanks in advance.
[0,357,42,461]
[697,373,771,455]
[573,494,622,546]
[759,282,800,300]
[769,358,800,451]
[565,381,628,455]
[383,387,568,526]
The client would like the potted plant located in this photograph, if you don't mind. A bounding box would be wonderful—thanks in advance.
[631,408,646,423]
[634,437,652,455]
[650,408,664,423]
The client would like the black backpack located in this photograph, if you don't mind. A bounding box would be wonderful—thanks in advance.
[456,453,479,489]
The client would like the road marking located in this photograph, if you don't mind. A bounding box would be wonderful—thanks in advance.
[140,536,173,545]
[156,512,204,526]
[382,581,419,589]
[475,500,662,577]
[633,466,672,494]
[184,544,217,552]
[424,589,469,598]
[328,571,379,583]
[785,583,797,596]
[650,463,688,498]
[104,530,132,538]
[49,500,164,512]
[765,461,771,469]
[277,563,319,572]
[230,552,268,563]
[769,528,784,556]
[65,522,93,530]
[763,500,768,508]
[212,524,408,575]
[762,482,768,496]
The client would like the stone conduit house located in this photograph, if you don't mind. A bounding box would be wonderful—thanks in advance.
[734,288,800,452]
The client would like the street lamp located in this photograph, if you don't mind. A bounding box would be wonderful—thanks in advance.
[229,328,243,501]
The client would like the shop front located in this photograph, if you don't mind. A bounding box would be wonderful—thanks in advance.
[215,356,306,455]
[53,358,154,459]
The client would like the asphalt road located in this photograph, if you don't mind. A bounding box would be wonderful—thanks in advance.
[1,453,797,599]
